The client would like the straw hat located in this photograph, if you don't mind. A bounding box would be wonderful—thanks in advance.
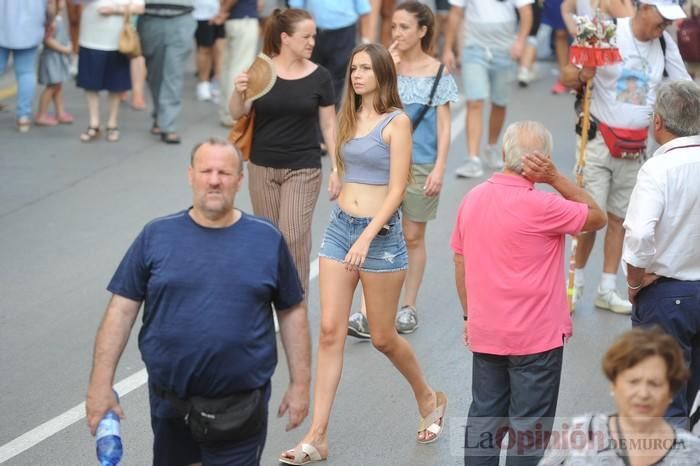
[245,53,277,103]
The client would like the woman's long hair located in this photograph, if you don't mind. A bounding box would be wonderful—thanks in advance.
[336,44,403,174]
[262,8,312,57]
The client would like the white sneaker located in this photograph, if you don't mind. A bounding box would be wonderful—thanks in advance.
[69,55,78,77]
[455,157,484,178]
[594,288,632,314]
[196,81,212,101]
[571,284,584,312]
[484,145,503,170]
[518,66,537,87]
[210,79,221,104]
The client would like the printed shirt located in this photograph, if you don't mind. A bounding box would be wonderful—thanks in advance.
[590,17,690,129]
[450,173,587,355]
[540,413,700,465]
[623,135,700,280]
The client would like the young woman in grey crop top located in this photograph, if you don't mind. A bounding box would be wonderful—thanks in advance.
[280,43,447,466]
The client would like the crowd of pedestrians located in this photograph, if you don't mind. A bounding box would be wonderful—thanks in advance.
[2,0,699,464]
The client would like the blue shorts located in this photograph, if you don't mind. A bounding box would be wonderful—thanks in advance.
[319,206,408,273]
[462,45,514,106]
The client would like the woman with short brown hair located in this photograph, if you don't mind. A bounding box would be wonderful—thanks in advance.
[541,327,700,465]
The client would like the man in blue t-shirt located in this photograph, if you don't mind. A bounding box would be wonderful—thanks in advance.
[85,138,311,465]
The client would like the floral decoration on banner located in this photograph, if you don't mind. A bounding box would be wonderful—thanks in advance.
[569,10,622,67]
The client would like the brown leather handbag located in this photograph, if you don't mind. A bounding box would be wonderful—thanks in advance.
[118,6,142,59]
[228,109,255,161]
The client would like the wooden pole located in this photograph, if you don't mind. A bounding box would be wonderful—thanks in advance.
[567,78,592,312]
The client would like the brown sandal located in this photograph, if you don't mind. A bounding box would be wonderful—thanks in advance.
[80,126,101,142]
[106,127,120,142]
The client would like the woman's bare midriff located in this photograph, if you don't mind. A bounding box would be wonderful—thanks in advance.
[337,182,389,218]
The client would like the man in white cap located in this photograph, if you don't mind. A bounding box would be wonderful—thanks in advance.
[560,0,691,315]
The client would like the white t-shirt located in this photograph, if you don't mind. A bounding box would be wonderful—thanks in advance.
[449,0,533,51]
[576,0,594,17]
[590,18,690,129]
[79,0,144,51]
[192,0,218,20]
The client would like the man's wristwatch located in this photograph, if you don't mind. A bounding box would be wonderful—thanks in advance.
[462,315,468,321]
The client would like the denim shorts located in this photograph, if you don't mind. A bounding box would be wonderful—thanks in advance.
[319,206,408,272]
[462,45,514,106]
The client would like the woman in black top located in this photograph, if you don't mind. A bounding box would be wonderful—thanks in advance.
[230,8,339,296]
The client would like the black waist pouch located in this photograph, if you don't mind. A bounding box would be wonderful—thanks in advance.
[188,388,265,447]
[157,386,265,447]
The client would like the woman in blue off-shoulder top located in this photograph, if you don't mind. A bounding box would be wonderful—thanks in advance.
[391,1,458,333]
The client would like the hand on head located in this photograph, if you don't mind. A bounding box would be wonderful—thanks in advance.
[521,151,557,184]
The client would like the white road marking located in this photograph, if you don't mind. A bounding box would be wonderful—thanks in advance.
[0,102,466,463]
[0,370,148,463]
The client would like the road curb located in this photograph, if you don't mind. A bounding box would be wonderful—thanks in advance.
[0,84,17,101]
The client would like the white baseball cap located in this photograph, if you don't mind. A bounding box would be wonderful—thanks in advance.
[639,0,687,20]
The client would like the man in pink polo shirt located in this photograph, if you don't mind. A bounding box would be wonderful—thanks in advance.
[451,121,606,465]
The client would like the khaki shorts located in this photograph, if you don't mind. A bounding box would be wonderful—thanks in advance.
[576,132,642,219]
[402,164,440,222]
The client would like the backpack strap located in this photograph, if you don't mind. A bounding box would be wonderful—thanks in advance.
[659,34,668,78]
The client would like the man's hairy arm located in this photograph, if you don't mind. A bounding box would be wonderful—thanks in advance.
[86,295,141,435]
[276,302,311,431]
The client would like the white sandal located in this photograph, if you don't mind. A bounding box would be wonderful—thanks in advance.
[417,391,448,444]
[279,443,326,465]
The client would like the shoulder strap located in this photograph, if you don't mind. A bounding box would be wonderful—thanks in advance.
[659,34,668,78]
[411,64,445,131]
[378,110,402,134]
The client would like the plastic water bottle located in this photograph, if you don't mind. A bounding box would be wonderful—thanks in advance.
[95,390,123,466]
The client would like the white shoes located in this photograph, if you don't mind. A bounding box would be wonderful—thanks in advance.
[517,66,536,87]
[484,145,503,170]
[455,156,484,178]
[594,288,632,315]
[196,81,212,101]
[571,284,584,311]
[210,79,221,104]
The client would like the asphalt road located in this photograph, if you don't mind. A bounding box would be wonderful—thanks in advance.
[0,64,638,466]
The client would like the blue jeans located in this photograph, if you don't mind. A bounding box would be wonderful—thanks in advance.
[319,206,408,272]
[465,348,563,466]
[0,46,38,119]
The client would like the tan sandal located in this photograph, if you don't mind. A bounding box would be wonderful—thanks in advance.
[417,391,447,444]
[80,126,101,142]
[279,443,326,465]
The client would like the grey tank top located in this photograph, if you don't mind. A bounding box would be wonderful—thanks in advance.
[342,110,403,185]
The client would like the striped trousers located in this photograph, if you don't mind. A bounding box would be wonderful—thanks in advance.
[247,162,322,298]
